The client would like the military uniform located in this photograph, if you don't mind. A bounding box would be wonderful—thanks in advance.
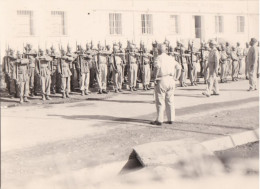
[14,53,30,103]
[2,50,17,97]
[79,54,92,95]
[142,52,152,90]
[112,52,124,92]
[243,46,249,79]
[95,51,109,93]
[203,49,209,83]
[236,45,244,75]
[189,53,198,86]
[50,54,60,94]
[58,54,73,98]
[127,51,139,91]
[36,53,52,100]
[179,47,188,87]
[225,44,232,76]
[219,48,228,82]
[203,41,219,97]
[231,48,239,81]
[247,38,258,90]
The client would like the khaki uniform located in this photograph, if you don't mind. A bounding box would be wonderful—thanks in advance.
[247,45,258,90]
[58,56,73,93]
[220,51,228,81]
[231,51,239,80]
[237,47,243,74]
[112,55,123,90]
[14,59,30,98]
[189,54,198,85]
[95,54,108,91]
[2,55,17,96]
[28,56,37,94]
[142,54,151,86]
[226,47,232,76]
[36,56,52,96]
[204,48,219,96]
[154,53,181,123]
[128,53,139,88]
[79,55,92,92]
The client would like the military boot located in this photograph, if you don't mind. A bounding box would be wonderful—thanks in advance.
[42,95,46,101]
[20,97,24,104]
[66,92,70,98]
[81,90,85,96]
[62,92,66,98]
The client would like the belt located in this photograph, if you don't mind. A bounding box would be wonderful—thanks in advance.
[155,74,174,81]
[130,62,137,64]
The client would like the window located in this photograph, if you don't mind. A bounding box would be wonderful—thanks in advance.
[109,13,122,35]
[237,16,245,32]
[141,14,153,34]
[215,16,223,33]
[50,11,67,36]
[169,15,179,34]
[16,10,34,36]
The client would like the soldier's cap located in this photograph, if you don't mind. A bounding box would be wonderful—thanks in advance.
[250,38,257,44]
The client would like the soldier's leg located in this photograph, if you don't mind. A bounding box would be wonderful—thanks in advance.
[96,71,102,92]
[51,72,56,94]
[40,76,46,100]
[165,88,175,122]
[190,66,194,85]
[46,76,51,99]
[204,75,214,96]
[154,83,165,123]
[80,73,86,92]
[17,81,24,101]
[118,67,123,90]
[212,75,219,94]
[238,59,243,74]
[249,68,257,90]
[61,77,66,98]
[133,64,138,89]
[103,65,108,90]
[245,60,249,79]
[5,74,11,94]
[129,64,133,88]
[85,72,90,93]
[66,77,71,94]
[24,80,30,102]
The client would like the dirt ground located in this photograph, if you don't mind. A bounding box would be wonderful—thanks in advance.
[2,106,259,188]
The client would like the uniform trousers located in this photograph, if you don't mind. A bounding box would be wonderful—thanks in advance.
[97,64,108,90]
[245,57,249,78]
[238,58,243,74]
[129,64,138,88]
[113,65,123,90]
[155,77,176,123]
[40,76,51,96]
[143,64,151,85]
[180,63,188,85]
[17,80,29,97]
[232,60,239,79]
[61,77,71,93]
[220,61,227,80]
[80,72,90,92]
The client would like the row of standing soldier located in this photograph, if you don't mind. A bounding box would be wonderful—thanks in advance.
[2,40,251,103]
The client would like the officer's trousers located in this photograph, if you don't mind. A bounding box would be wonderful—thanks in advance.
[40,76,51,96]
[205,73,219,95]
[113,66,123,90]
[154,77,175,123]
[97,64,107,90]
[238,58,243,74]
[220,62,227,80]
[232,60,239,80]
[17,80,29,98]
[179,64,188,85]
[61,77,71,93]
[249,65,257,89]
[80,72,90,92]
[143,64,151,85]
[28,68,35,89]
[51,70,59,93]
[5,74,16,95]
[129,64,138,88]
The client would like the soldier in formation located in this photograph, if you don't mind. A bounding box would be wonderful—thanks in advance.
[2,39,258,103]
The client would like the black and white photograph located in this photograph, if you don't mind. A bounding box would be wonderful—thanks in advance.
[0,0,259,188]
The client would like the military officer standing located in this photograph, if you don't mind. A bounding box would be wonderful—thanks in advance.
[49,46,60,94]
[202,40,220,97]
[247,38,258,91]
[2,48,17,98]
[58,48,74,98]
[151,44,181,125]
[94,45,109,94]
[36,49,53,100]
[231,45,239,81]
[142,47,153,90]
[14,51,30,103]
[111,44,124,93]
[78,48,92,95]
[219,45,228,83]
[178,42,188,87]
[236,42,244,75]
[127,43,140,91]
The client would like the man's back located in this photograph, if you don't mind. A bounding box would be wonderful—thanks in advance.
[156,53,180,78]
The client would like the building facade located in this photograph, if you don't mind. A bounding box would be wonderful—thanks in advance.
[0,0,259,56]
